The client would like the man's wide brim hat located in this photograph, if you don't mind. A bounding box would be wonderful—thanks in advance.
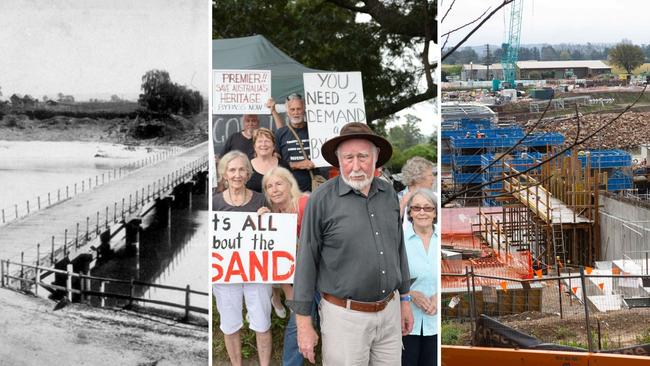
[321,122,393,168]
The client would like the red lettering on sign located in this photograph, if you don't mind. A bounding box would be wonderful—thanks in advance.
[225,252,248,282]
[273,251,295,281]
[249,251,269,281]
[212,252,224,282]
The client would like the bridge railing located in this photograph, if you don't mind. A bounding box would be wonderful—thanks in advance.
[0,259,208,320]
[0,146,185,227]
[13,155,209,268]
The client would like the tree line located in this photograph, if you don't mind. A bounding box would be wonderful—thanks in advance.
[443,42,650,65]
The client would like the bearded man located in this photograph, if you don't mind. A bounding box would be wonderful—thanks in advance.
[289,122,413,365]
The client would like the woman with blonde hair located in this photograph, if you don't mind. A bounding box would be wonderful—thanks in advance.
[257,166,310,366]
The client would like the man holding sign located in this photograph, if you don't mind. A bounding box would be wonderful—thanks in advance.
[272,93,321,192]
[291,122,413,365]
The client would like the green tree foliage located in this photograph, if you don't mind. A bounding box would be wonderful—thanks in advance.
[388,143,436,172]
[384,114,435,171]
[388,114,425,150]
[212,0,436,125]
[138,69,203,115]
[609,41,646,75]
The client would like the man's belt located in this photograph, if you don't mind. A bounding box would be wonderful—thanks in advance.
[322,292,394,313]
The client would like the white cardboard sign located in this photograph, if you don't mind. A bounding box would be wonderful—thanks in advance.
[213,70,271,115]
[211,211,297,284]
[303,72,366,167]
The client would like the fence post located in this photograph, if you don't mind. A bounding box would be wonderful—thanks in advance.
[470,266,478,320]
[37,196,40,210]
[15,204,18,219]
[35,263,40,296]
[20,252,24,282]
[114,202,117,223]
[51,236,55,265]
[75,223,80,249]
[100,281,106,307]
[80,271,85,302]
[129,278,135,307]
[26,200,30,215]
[66,264,73,302]
[465,266,475,338]
[185,284,191,320]
[86,217,90,241]
[35,243,40,295]
[580,266,593,352]
[1,259,4,287]
[48,192,51,206]
[2,209,4,223]
[105,206,109,228]
[96,211,99,234]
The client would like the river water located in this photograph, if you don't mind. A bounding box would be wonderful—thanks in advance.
[0,140,208,316]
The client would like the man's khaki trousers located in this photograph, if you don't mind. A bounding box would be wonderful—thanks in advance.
[319,292,402,366]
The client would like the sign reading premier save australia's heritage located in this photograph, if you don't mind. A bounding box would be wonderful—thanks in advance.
[212,212,297,284]
[213,69,271,115]
[303,72,366,167]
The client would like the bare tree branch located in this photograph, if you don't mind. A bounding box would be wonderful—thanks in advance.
[455,94,557,192]
[442,0,513,62]
[367,89,437,122]
[326,0,434,38]
[442,86,647,206]
[441,0,456,23]
[441,6,490,38]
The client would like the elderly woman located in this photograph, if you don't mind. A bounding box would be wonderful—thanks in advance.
[247,128,285,193]
[257,167,310,366]
[402,188,438,366]
[399,156,436,218]
[212,150,272,366]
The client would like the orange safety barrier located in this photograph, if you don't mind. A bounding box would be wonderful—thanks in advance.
[442,346,650,366]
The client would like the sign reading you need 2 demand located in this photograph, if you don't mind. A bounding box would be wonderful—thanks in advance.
[303,71,366,167]
[212,211,297,284]
[213,70,271,115]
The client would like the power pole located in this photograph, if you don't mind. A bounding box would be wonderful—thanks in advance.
[484,44,492,80]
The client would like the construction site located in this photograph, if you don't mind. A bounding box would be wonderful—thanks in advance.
[440,3,650,363]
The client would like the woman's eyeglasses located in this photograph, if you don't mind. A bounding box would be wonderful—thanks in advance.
[410,206,435,213]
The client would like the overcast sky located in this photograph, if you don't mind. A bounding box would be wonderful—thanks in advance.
[441,0,650,48]
[0,0,209,101]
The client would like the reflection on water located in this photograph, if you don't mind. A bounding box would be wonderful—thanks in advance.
[90,193,208,315]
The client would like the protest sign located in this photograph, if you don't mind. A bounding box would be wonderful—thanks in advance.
[213,70,271,114]
[211,211,297,284]
[303,72,366,167]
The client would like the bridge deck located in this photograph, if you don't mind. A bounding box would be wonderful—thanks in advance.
[0,142,208,266]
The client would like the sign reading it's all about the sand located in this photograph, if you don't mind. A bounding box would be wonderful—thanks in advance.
[303,71,366,167]
[211,212,296,284]
[213,70,271,115]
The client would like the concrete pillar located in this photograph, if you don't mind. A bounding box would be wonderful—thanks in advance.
[155,197,173,228]
[124,219,142,257]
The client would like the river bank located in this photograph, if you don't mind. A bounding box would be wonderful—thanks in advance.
[0,111,208,146]
[0,287,208,365]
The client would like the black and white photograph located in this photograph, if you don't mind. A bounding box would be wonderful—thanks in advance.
[0,1,210,364]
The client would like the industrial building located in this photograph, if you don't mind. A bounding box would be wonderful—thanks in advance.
[460,60,612,81]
